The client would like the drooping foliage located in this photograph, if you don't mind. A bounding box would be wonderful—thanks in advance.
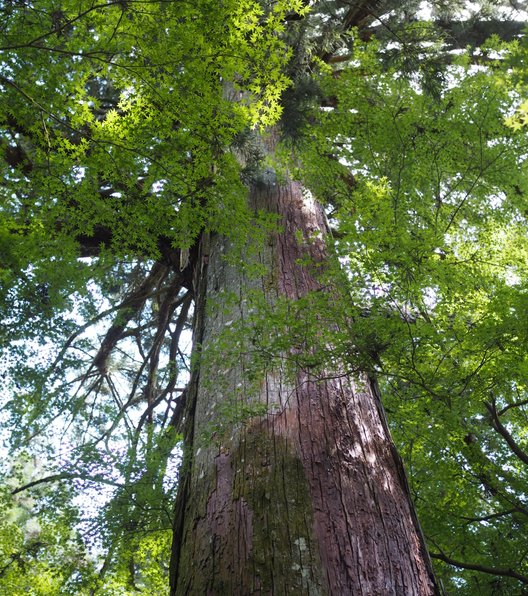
[1,0,528,593]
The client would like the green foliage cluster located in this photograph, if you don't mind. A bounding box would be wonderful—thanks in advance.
[0,0,302,266]
[505,34,528,131]
[0,455,96,595]
[1,0,528,593]
[0,0,305,592]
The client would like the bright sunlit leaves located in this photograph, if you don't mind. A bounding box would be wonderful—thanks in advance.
[506,98,528,130]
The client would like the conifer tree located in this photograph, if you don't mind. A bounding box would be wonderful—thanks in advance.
[1,1,527,593]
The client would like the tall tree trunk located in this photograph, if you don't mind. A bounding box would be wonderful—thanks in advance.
[170,177,439,595]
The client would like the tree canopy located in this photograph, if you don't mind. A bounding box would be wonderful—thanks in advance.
[1,0,528,594]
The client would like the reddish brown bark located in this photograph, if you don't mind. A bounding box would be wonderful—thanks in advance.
[170,179,439,595]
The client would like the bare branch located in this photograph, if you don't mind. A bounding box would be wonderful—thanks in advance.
[92,262,171,374]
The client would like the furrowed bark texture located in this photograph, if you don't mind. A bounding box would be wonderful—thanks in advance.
[170,178,439,595]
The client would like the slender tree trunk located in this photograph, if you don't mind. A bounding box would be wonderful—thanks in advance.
[170,177,439,595]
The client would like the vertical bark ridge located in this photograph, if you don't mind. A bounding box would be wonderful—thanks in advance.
[263,179,436,594]
[171,178,439,595]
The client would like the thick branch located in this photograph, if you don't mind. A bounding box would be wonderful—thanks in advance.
[341,0,384,31]
[92,262,170,374]
[144,282,189,411]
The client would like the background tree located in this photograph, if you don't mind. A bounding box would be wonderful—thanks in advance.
[1,0,527,593]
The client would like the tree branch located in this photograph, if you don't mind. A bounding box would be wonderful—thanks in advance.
[92,262,171,374]
[11,472,123,496]
[485,400,528,467]
[430,551,528,585]
[459,508,518,524]
[498,396,528,417]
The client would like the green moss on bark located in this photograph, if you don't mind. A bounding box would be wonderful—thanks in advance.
[232,424,327,594]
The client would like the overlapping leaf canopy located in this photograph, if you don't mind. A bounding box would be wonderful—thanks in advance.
[1,0,528,593]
